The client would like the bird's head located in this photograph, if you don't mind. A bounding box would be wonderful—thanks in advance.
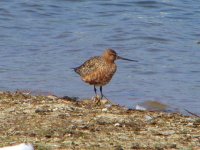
[103,48,138,63]
[103,49,118,63]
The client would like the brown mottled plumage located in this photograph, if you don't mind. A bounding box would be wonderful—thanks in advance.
[74,48,137,99]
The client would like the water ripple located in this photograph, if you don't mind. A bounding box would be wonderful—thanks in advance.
[0,0,199,114]
[133,0,173,8]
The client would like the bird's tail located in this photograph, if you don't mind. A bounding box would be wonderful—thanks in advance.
[71,67,78,73]
[71,67,75,70]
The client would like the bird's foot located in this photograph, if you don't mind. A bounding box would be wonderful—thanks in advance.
[92,95,101,105]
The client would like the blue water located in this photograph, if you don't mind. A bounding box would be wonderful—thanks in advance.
[0,0,200,114]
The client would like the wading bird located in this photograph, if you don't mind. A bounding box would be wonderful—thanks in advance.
[73,48,137,100]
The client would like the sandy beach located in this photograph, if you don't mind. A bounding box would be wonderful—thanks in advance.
[0,91,199,150]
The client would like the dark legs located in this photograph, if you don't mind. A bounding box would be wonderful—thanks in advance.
[100,86,108,100]
[100,86,103,99]
[94,85,97,96]
[93,85,108,100]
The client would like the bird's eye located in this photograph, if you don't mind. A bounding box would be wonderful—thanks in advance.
[110,52,116,56]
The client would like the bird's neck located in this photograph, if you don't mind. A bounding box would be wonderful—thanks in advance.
[104,58,115,64]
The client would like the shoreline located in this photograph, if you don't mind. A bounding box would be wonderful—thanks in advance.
[0,91,200,149]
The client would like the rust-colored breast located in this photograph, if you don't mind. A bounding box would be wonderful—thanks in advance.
[74,56,117,86]
[83,63,117,86]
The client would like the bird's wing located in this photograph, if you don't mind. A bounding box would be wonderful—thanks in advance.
[74,56,102,77]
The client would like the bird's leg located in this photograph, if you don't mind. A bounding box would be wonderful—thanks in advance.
[100,86,103,99]
[100,86,109,100]
[93,85,101,104]
[94,85,97,96]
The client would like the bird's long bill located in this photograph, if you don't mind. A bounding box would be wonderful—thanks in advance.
[117,56,138,62]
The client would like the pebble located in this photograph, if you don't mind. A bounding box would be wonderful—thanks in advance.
[105,104,112,108]
[35,107,52,113]
[114,123,121,127]
[161,130,175,136]
[145,115,153,121]
[0,143,34,150]
[186,118,195,122]
[131,143,140,149]
[114,145,123,150]
[186,122,194,126]
[47,95,58,100]
[135,105,146,111]
[145,115,154,123]
[101,99,110,105]
[102,108,108,112]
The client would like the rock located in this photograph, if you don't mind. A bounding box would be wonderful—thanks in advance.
[47,95,58,100]
[169,143,176,148]
[62,96,78,101]
[135,105,146,111]
[101,99,110,105]
[193,119,200,126]
[131,143,140,149]
[35,107,52,113]
[186,122,193,126]
[114,123,121,127]
[58,113,70,118]
[105,104,112,108]
[145,115,153,121]
[102,108,108,112]
[160,130,175,136]
[95,114,119,125]
[186,118,195,122]
[0,143,34,150]
[64,106,75,111]
[114,145,123,150]
[136,101,169,112]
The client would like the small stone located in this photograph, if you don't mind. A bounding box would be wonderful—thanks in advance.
[114,145,123,150]
[35,108,46,113]
[0,143,34,150]
[101,99,110,104]
[35,107,52,113]
[194,119,200,125]
[145,115,156,124]
[145,115,153,121]
[65,113,70,117]
[95,114,118,125]
[114,123,121,127]
[154,143,164,150]
[62,96,78,101]
[47,95,58,100]
[186,118,195,122]
[71,119,84,125]
[169,143,176,148]
[131,143,140,149]
[53,108,58,111]
[64,106,74,111]
[161,130,175,136]
[102,108,108,112]
[186,122,193,126]
[135,105,146,111]
[58,113,70,118]
[105,104,112,108]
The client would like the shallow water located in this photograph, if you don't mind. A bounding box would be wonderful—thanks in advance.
[0,0,200,114]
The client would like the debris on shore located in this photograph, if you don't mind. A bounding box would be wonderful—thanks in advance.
[0,91,199,150]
